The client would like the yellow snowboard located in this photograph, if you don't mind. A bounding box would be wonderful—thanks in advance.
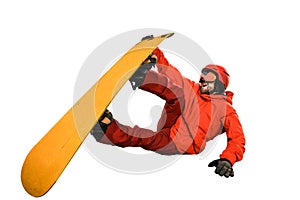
[21,33,174,197]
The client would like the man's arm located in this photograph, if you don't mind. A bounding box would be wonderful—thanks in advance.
[208,106,245,178]
[220,107,246,166]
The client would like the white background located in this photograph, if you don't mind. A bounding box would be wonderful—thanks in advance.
[1,0,299,199]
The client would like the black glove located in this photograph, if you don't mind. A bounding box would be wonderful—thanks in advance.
[208,158,234,178]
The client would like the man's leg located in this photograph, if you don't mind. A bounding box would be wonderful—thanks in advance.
[128,54,184,131]
[91,70,184,154]
[139,70,184,130]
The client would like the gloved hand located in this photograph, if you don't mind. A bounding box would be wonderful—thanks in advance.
[208,158,234,178]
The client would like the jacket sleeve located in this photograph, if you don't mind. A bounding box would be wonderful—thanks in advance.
[220,106,246,165]
[152,48,188,87]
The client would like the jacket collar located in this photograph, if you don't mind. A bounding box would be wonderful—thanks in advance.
[199,91,234,105]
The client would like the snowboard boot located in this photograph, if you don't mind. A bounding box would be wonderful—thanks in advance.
[90,109,113,141]
[129,54,157,90]
[141,35,154,41]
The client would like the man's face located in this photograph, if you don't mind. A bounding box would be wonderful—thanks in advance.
[199,71,217,94]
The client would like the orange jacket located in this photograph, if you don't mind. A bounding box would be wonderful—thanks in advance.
[153,48,246,165]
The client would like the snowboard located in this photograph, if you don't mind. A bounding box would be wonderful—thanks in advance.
[21,32,174,197]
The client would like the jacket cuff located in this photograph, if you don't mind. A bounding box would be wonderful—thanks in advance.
[220,153,236,166]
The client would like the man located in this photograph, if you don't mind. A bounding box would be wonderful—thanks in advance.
[91,44,246,178]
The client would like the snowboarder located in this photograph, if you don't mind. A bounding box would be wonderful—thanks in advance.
[91,39,246,178]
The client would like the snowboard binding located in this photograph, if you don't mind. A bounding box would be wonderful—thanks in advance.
[129,35,158,90]
[90,110,113,141]
[129,54,157,90]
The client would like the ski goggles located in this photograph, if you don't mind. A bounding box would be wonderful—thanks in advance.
[199,70,217,83]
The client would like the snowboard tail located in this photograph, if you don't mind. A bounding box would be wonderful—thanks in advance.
[21,33,174,197]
